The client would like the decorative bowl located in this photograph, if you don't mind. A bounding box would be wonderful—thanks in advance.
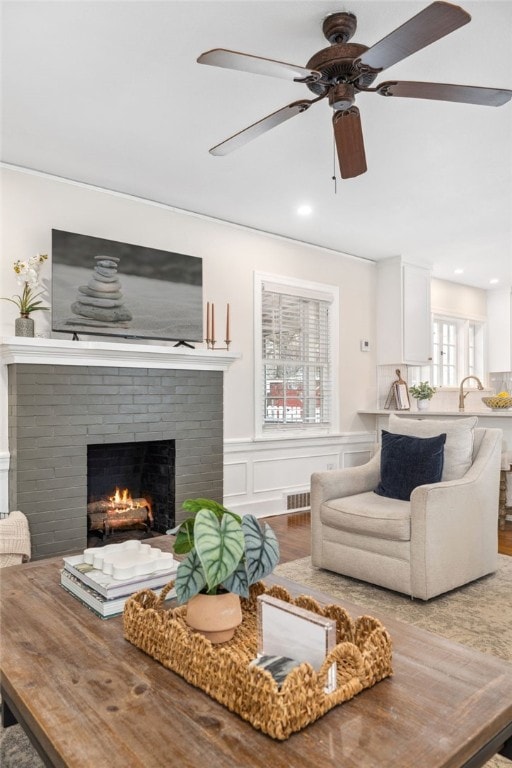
[482,396,512,410]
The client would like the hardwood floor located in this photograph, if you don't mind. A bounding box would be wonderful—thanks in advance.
[265,511,512,563]
[265,511,312,563]
[499,521,512,556]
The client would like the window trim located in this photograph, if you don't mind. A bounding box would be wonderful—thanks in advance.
[434,311,486,386]
[254,271,339,439]
[432,316,459,387]
[409,310,486,389]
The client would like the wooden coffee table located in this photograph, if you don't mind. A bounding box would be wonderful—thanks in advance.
[1,538,512,768]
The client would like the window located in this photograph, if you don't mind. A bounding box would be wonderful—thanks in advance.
[410,314,485,387]
[432,317,457,386]
[255,273,338,434]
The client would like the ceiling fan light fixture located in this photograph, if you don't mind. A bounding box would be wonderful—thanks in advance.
[329,83,355,111]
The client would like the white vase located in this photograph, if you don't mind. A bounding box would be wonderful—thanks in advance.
[417,399,430,412]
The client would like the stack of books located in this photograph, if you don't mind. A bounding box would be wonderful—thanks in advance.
[60,544,178,619]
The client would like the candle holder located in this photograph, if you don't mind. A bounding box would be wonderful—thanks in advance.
[205,301,231,350]
[206,338,231,351]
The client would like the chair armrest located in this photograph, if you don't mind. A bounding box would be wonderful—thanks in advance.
[409,428,502,599]
[310,453,381,566]
[410,427,502,516]
[311,452,381,507]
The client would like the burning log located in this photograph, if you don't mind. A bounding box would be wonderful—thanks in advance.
[87,508,151,533]
[87,491,153,535]
[87,498,152,515]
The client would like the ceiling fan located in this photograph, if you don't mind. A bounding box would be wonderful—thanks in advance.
[197,1,512,179]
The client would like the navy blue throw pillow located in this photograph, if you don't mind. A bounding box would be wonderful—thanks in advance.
[375,430,446,502]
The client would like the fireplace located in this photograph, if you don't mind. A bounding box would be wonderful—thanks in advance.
[86,439,175,546]
[3,339,235,560]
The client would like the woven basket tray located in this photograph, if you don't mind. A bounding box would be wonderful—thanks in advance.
[123,581,393,740]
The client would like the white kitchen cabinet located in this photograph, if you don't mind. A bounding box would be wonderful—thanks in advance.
[487,288,512,372]
[376,257,431,365]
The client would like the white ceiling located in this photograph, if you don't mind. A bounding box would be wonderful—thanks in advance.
[2,0,512,290]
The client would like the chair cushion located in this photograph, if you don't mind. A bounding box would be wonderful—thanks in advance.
[321,491,411,541]
[388,414,477,481]
[375,430,446,501]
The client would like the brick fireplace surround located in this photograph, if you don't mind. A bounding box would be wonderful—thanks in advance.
[0,338,238,560]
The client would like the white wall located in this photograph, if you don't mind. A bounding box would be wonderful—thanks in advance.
[431,277,487,320]
[1,167,378,514]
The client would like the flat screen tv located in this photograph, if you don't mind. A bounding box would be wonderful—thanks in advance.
[51,229,203,343]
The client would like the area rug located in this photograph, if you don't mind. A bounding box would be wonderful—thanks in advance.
[2,557,511,767]
[274,554,512,768]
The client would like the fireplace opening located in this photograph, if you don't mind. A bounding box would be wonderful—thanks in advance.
[87,439,175,547]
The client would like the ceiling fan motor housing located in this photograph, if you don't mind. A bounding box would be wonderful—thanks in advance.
[306,43,377,97]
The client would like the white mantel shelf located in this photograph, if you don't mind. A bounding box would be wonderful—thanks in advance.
[0,337,241,371]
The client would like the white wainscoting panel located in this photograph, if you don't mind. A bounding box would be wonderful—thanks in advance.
[343,450,373,468]
[223,461,248,498]
[224,432,376,517]
[253,453,340,493]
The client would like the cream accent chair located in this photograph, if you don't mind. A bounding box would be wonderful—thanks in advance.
[311,424,502,600]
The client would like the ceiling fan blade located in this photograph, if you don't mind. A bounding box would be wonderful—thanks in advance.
[197,48,322,83]
[376,80,512,106]
[357,1,471,72]
[332,107,367,179]
[209,100,316,156]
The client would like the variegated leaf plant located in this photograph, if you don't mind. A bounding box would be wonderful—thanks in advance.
[169,498,280,604]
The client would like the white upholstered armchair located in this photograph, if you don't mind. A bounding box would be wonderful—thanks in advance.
[311,419,502,600]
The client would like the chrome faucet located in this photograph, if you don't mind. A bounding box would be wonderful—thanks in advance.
[458,376,484,412]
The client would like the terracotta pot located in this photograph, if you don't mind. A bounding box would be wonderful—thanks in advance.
[185,591,242,644]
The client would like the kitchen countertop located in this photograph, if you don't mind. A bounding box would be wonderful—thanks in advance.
[358,410,512,417]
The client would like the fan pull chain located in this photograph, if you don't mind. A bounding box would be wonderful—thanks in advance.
[332,138,337,194]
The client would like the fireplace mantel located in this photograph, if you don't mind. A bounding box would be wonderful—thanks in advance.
[0,337,240,371]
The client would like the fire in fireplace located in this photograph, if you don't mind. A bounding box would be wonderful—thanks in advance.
[87,439,175,546]
[87,487,153,537]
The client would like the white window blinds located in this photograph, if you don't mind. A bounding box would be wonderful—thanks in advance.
[261,283,332,428]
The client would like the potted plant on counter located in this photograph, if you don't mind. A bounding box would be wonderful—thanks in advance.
[170,498,280,643]
[409,381,437,411]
